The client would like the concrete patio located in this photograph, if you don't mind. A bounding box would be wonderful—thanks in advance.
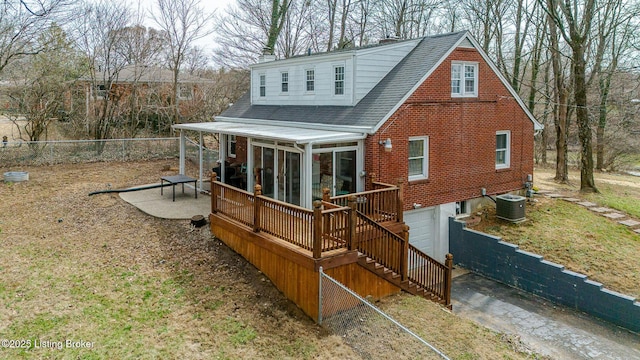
[119,183,210,220]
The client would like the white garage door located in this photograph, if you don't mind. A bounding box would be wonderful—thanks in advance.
[404,207,436,258]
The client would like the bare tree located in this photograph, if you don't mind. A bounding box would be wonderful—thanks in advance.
[73,0,134,142]
[590,0,638,170]
[151,0,214,127]
[0,0,70,75]
[541,0,599,192]
[545,2,571,182]
[4,24,79,143]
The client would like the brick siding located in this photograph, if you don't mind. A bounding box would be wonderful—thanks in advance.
[365,48,534,210]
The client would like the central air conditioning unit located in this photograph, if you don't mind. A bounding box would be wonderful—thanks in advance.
[496,194,526,222]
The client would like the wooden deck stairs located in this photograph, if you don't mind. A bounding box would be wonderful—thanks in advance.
[350,210,453,307]
[357,254,448,305]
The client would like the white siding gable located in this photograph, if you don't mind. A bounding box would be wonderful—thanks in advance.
[250,39,420,107]
[353,40,420,102]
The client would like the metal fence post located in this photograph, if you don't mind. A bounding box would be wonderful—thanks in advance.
[318,266,323,324]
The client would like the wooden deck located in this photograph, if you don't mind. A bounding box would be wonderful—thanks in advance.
[209,174,452,321]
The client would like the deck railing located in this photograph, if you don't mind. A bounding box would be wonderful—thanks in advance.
[353,211,407,276]
[211,174,348,256]
[329,181,403,223]
[211,173,451,306]
[259,195,315,251]
[408,246,453,305]
[211,181,254,227]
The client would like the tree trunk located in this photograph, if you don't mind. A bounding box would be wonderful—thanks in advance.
[548,14,568,182]
[555,89,569,182]
[572,47,597,192]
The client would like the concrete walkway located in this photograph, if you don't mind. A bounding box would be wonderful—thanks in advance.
[452,273,640,360]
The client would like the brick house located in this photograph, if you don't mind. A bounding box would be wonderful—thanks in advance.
[175,31,541,263]
[77,65,212,121]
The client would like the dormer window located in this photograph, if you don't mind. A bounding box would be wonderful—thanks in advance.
[259,74,266,97]
[281,72,288,93]
[334,66,344,95]
[306,69,314,92]
[451,62,478,97]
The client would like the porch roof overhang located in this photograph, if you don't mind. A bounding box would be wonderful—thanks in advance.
[173,121,367,145]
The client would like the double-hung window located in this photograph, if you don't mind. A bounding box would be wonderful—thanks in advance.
[496,131,510,169]
[281,72,288,93]
[306,69,315,92]
[451,62,478,97]
[227,135,236,158]
[334,66,344,95]
[259,74,266,97]
[408,136,429,181]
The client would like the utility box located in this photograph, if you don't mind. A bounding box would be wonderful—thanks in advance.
[496,194,526,222]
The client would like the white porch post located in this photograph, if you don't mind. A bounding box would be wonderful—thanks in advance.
[357,139,365,192]
[198,131,203,191]
[219,133,227,181]
[303,142,313,208]
[247,137,254,190]
[179,130,186,175]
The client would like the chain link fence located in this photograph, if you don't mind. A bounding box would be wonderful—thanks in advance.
[319,267,449,360]
[0,138,180,167]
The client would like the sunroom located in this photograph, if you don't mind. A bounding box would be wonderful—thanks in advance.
[173,121,367,209]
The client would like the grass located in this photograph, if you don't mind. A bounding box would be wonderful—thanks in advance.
[0,160,547,359]
[473,184,640,299]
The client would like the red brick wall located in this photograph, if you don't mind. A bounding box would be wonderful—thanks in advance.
[365,47,535,211]
[234,136,248,163]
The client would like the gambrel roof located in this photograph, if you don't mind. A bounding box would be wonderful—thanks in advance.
[216,31,542,133]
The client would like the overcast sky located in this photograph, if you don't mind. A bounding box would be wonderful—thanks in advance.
[139,0,235,53]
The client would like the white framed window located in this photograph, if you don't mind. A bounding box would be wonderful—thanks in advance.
[178,84,193,100]
[281,72,288,93]
[94,84,107,99]
[408,136,429,181]
[306,69,315,92]
[456,200,469,216]
[227,134,237,158]
[334,66,344,95]
[496,131,510,169]
[451,62,478,97]
[259,74,266,97]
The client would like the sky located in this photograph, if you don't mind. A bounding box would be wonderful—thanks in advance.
[139,0,236,54]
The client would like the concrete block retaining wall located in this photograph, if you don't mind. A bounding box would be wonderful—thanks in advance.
[449,218,640,333]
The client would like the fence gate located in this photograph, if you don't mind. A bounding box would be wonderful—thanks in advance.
[318,267,450,360]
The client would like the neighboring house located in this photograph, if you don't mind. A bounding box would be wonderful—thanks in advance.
[76,65,212,120]
[175,30,541,263]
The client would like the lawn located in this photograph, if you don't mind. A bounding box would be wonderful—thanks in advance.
[0,160,541,359]
[471,166,640,299]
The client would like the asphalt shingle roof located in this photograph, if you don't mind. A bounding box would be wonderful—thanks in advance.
[220,31,468,132]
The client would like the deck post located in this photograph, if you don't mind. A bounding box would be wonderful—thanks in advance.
[313,201,323,259]
[253,184,262,233]
[254,167,262,186]
[348,195,357,251]
[401,224,409,281]
[396,180,404,223]
[211,172,218,213]
[322,188,330,202]
[444,253,453,309]
[369,172,377,190]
